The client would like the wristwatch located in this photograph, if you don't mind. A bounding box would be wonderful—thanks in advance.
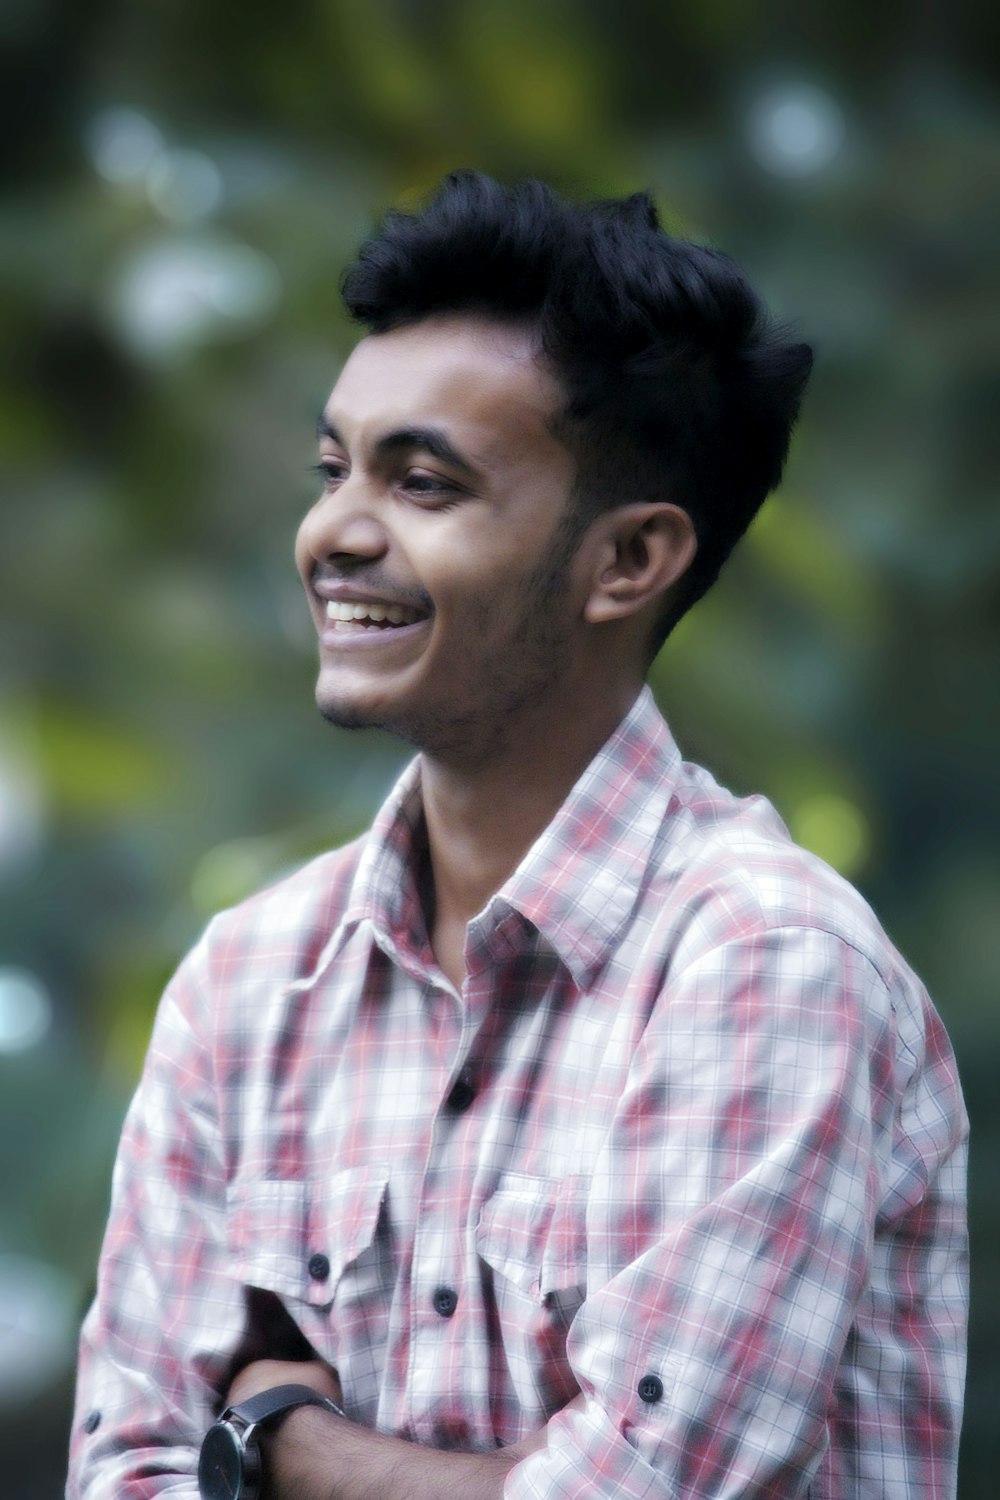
[198,1381,345,1500]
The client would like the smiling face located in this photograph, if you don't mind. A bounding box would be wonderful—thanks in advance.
[295,315,594,764]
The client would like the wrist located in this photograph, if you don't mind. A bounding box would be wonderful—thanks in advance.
[264,1400,352,1500]
[198,1384,345,1500]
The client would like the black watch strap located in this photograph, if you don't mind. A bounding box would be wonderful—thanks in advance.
[200,1384,345,1500]
[226,1382,346,1429]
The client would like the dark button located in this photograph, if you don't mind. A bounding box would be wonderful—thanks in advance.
[446,1075,476,1113]
[307,1252,331,1282]
[432,1285,458,1318]
[83,1410,101,1434]
[637,1373,664,1404]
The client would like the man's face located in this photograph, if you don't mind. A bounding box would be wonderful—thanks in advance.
[295,315,590,763]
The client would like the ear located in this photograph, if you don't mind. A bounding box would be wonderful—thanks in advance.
[583,503,697,625]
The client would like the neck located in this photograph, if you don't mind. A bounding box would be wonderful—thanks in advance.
[419,679,642,986]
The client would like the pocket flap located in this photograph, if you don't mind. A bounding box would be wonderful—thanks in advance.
[477,1174,588,1301]
[229,1165,389,1306]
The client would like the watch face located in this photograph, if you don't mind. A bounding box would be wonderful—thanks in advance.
[198,1421,250,1500]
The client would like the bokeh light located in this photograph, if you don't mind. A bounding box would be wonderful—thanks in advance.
[85,107,165,187]
[747,82,846,177]
[190,836,286,916]
[108,235,281,361]
[146,149,224,224]
[0,747,46,871]
[0,1255,79,1407]
[0,970,52,1054]
[789,792,872,879]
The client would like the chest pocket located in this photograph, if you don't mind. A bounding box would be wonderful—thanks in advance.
[475,1173,589,1417]
[228,1164,390,1311]
[476,1173,589,1304]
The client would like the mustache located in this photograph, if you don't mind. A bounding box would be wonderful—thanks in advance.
[311,564,434,616]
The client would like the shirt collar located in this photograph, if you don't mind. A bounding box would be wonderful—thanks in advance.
[342,686,682,988]
[478,686,681,986]
[342,755,431,968]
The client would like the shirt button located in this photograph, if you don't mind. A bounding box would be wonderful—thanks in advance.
[432,1285,458,1318]
[83,1410,101,1434]
[446,1075,476,1113]
[307,1252,331,1281]
[638,1373,664,1404]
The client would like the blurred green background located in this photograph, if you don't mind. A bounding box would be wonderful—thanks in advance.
[2,2,997,1494]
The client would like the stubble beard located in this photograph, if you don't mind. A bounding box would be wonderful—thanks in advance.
[316,510,585,767]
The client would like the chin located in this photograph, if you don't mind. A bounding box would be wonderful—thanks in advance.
[315,686,415,745]
[316,689,383,732]
[318,703,374,732]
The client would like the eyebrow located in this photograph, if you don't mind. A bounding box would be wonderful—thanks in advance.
[316,414,480,480]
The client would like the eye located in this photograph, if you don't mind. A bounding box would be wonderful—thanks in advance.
[400,471,462,504]
[313,457,349,487]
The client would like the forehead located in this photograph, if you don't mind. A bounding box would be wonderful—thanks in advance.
[324,316,566,457]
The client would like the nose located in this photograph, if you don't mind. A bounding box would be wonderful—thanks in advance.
[297,478,389,571]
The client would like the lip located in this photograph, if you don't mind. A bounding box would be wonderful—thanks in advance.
[318,614,431,650]
[312,580,431,612]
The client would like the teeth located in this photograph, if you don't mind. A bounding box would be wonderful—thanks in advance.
[325,600,420,626]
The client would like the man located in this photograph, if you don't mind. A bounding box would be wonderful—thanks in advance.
[68,172,967,1499]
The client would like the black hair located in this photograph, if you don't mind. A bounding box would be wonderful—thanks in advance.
[341,170,813,649]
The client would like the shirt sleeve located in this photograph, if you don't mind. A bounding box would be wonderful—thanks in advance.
[504,924,967,1500]
[67,931,243,1499]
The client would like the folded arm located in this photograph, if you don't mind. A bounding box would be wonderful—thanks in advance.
[225,1358,581,1500]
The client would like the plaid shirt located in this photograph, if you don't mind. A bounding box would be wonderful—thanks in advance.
[69,687,967,1499]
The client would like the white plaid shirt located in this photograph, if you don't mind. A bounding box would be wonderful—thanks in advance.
[69,687,968,1498]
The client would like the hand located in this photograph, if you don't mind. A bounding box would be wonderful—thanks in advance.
[226,1357,343,1410]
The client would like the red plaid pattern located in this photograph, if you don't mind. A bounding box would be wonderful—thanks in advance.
[68,688,967,1498]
